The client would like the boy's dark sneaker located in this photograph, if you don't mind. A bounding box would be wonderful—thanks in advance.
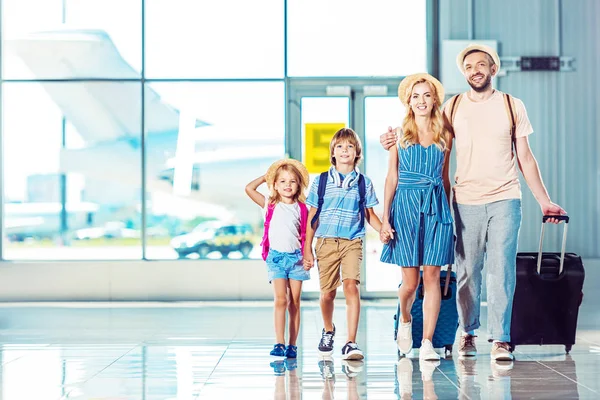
[318,324,336,356]
[318,356,335,380]
[285,344,298,358]
[341,341,364,360]
[270,343,286,357]
[270,360,286,375]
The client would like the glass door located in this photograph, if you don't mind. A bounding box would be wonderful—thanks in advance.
[362,96,406,294]
[292,92,350,294]
[288,81,404,297]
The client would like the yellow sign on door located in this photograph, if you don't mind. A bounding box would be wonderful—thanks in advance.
[304,123,346,174]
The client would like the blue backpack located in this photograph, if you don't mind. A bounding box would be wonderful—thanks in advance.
[310,171,367,230]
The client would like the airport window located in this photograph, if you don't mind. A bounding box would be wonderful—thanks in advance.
[144,82,284,261]
[145,0,284,79]
[1,1,427,263]
[287,0,427,77]
[2,82,143,260]
[2,0,141,79]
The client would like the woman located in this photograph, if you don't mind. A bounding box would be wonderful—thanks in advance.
[380,73,454,361]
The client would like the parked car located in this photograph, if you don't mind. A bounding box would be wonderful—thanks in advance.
[170,222,256,259]
[74,221,140,240]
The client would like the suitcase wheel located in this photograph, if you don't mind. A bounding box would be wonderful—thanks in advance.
[565,345,572,354]
[444,345,453,356]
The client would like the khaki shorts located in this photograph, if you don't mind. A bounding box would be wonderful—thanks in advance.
[315,237,363,293]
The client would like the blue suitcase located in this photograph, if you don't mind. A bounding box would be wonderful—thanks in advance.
[393,266,459,356]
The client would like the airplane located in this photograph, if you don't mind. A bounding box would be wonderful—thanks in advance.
[4,28,391,243]
[4,29,283,237]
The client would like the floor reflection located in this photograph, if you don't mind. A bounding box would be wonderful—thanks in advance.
[0,301,598,399]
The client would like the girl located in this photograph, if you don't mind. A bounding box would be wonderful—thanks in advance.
[245,158,310,358]
[379,73,454,361]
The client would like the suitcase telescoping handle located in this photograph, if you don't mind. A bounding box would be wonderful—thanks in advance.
[443,264,452,297]
[538,215,569,275]
[418,265,453,296]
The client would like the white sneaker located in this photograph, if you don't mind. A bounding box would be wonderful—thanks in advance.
[397,317,413,355]
[419,339,441,361]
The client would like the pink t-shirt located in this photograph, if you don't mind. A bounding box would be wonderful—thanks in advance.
[445,90,534,205]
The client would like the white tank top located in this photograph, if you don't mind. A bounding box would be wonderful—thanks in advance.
[263,199,302,253]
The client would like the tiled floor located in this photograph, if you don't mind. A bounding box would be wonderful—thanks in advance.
[0,295,599,399]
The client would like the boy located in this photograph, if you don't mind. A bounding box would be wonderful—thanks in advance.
[303,128,384,360]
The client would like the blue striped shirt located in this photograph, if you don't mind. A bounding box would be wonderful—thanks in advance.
[306,170,379,240]
[380,144,454,267]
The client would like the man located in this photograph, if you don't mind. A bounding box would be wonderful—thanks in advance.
[380,43,565,361]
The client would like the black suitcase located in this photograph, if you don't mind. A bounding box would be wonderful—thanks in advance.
[510,215,584,353]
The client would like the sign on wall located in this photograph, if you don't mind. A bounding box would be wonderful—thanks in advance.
[304,123,345,173]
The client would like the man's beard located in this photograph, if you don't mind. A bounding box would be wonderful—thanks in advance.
[467,74,492,92]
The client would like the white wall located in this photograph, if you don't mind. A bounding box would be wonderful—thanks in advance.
[0,260,274,301]
[439,0,600,258]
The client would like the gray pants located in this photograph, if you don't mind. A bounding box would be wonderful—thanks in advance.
[453,199,522,342]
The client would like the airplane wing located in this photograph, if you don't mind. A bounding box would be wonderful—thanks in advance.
[5,29,209,145]
[6,28,284,220]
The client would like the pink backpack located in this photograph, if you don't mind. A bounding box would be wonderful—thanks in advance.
[261,202,308,261]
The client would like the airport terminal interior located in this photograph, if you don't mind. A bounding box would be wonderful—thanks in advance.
[0,0,599,398]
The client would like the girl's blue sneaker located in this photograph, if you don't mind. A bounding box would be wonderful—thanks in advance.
[285,345,298,358]
[270,343,286,357]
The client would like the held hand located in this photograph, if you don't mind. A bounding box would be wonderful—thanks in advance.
[303,249,314,270]
[380,221,395,243]
[541,202,567,224]
[379,230,390,244]
[380,126,397,151]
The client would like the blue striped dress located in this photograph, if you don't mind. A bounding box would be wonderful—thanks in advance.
[380,143,454,267]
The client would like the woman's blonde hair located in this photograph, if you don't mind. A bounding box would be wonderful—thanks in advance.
[399,79,449,151]
[329,128,363,166]
[269,164,306,204]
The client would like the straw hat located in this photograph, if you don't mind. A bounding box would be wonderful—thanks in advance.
[456,43,501,74]
[265,158,309,190]
[397,73,445,107]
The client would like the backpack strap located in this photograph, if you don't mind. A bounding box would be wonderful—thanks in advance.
[310,171,329,229]
[358,174,366,230]
[261,202,276,261]
[503,93,517,148]
[449,93,463,126]
[298,202,308,251]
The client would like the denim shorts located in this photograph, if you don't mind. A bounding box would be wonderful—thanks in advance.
[266,248,310,283]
